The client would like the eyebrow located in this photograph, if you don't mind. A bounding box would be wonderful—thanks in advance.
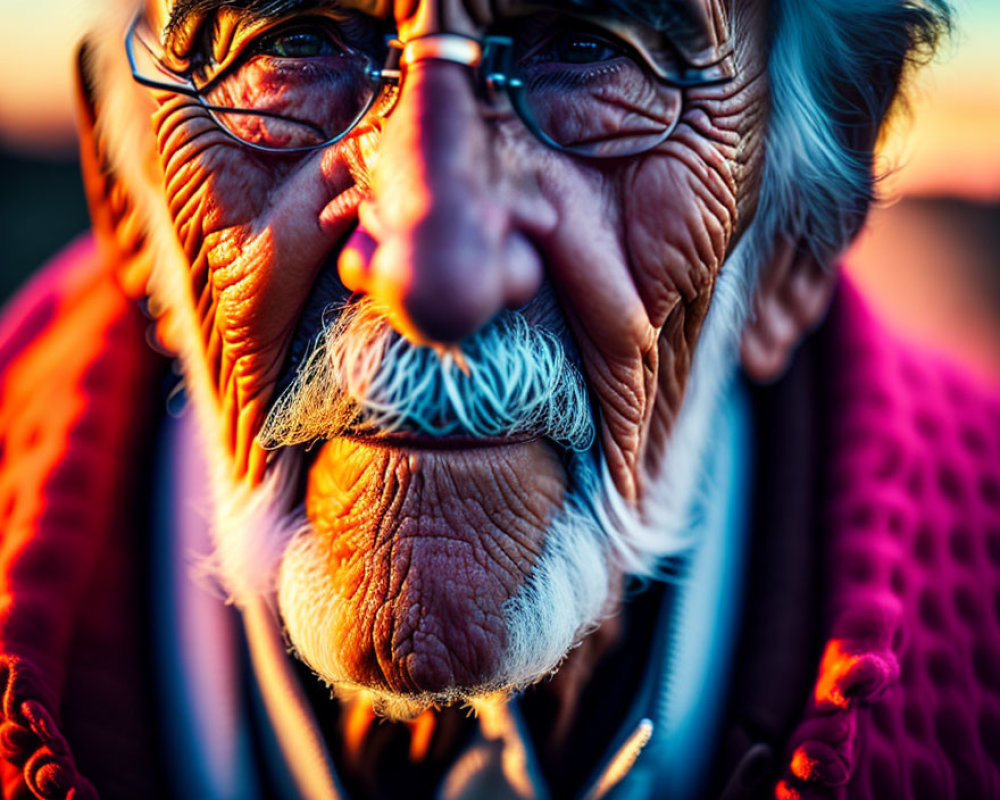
[564,0,714,46]
[544,0,730,69]
[164,0,718,50]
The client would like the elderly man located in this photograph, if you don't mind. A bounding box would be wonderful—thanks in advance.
[2,0,999,797]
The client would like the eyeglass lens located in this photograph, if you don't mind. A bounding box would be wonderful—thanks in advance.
[203,52,382,150]
[503,31,683,158]
[132,13,695,156]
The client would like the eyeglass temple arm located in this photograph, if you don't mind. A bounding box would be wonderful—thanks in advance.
[125,13,204,98]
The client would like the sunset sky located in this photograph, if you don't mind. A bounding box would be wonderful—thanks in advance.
[877,0,1000,201]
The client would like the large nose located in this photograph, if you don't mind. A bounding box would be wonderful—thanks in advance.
[337,57,549,343]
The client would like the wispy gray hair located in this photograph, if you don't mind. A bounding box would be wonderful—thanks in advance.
[762,0,953,265]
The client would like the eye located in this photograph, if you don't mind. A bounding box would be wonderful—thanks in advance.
[510,17,632,69]
[553,33,623,64]
[256,25,343,59]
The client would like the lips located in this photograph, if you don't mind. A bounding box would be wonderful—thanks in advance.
[347,431,540,450]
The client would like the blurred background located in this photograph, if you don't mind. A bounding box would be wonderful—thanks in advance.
[0,0,998,378]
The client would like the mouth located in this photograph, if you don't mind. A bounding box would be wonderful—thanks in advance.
[345,431,541,451]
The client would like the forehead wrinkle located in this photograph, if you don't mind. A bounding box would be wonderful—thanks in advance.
[163,0,719,38]
[164,0,342,39]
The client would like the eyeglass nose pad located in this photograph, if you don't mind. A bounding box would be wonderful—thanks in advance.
[480,37,516,110]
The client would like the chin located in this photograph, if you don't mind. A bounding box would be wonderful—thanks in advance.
[275,432,616,719]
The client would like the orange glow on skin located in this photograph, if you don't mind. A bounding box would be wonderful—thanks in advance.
[305,437,375,528]
[344,692,377,761]
[814,639,859,710]
[407,709,437,762]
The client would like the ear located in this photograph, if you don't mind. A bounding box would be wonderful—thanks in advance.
[740,237,838,383]
[75,36,156,304]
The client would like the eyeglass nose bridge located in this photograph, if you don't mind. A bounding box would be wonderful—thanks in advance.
[398,34,483,68]
[379,33,519,107]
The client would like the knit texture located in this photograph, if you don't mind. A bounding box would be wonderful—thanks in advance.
[776,280,1000,799]
[0,237,162,799]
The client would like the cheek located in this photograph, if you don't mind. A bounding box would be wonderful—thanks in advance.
[533,161,654,503]
[622,140,736,329]
[153,97,357,473]
[624,88,766,467]
[155,99,276,244]
[157,107,283,384]
[535,110,747,502]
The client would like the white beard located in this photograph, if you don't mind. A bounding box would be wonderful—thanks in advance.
[273,450,613,719]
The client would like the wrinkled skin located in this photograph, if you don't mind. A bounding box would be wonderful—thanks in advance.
[147,0,767,703]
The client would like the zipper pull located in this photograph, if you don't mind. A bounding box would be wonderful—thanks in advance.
[582,718,654,800]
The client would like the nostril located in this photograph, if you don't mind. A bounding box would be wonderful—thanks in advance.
[337,224,379,293]
[339,212,546,344]
[502,232,545,310]
[401,250,503,343]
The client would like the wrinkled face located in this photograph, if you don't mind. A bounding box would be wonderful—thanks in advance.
[145,0,767,713]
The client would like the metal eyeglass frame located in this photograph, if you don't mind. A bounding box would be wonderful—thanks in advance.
[125,10,735,157]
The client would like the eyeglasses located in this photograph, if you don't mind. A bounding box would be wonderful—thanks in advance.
[126,10,735,159]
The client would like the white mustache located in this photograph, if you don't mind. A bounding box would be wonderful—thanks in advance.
[257,299,596,452]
